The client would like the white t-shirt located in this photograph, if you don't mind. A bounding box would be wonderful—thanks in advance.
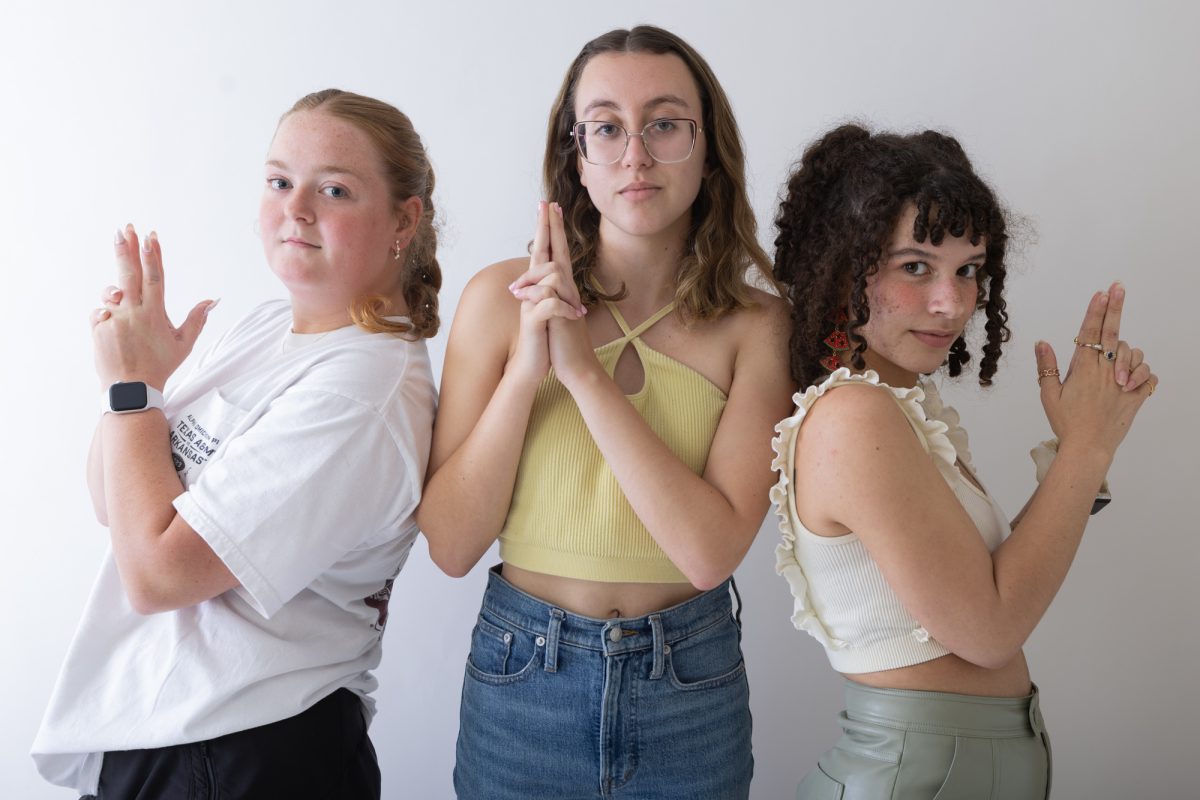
[32,300,436,794]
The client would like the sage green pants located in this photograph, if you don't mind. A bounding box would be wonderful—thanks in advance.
[798,681,1051,799]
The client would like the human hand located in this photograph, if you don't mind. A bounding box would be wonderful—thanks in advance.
[1035,282,1156,457]
[509,201,586,314]
[91,226,216,391]
[506,202,585,383]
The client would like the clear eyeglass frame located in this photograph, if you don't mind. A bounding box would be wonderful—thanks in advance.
[570,118,701,166]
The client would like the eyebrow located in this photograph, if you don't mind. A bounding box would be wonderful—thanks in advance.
[580,94,692,118]
[889,246,987,262]
[265,160,365,181]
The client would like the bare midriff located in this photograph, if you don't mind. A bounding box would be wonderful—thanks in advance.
[502,563,704,620]
[845,650,1032,698]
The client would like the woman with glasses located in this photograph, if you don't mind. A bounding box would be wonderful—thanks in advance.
[771,125,1155,798]
[418,25,791,799]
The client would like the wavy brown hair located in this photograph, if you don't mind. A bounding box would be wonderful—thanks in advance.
[773,124,1011,389]
[285,89,442,339]
[542,26,775,321]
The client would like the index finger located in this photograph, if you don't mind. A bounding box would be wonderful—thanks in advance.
[531,201,550,265]
[115,224,143,305]
[547,202,581,308]
[141,231,165,307]
[1099,281,1124,353]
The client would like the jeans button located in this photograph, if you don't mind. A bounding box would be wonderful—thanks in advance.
[608,627,622,643]
[535,636,546,647]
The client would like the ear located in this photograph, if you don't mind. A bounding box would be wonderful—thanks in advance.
[393,195,424,242]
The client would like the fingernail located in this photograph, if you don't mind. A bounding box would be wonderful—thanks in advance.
[142,234,152,252]
[1100,292,1109,303]
[1117,369,1129,384]
[114,228,125,245]
[1034,340,1046,355]
[205,298,221,316]
[553,202,563,217]
[108,287,120,298]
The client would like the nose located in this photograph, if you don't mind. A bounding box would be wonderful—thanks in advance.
[928,276,971,317]
[621,131,655,169]
[283,187,314,223]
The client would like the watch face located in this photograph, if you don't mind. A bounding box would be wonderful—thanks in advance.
[110,382,149,412]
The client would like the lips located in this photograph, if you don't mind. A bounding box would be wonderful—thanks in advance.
[619,181,660,201]
[282,237,320,248]
[911,330,957,348]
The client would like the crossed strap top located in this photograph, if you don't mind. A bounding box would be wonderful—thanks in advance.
[770,368,1011,673]
[499,300,727,583]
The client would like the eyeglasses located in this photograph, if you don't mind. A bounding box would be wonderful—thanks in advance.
[571,118,701,166]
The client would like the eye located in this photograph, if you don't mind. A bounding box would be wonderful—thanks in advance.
[267,177,290,190]
[649,118,677,133]
[902,261,929,276]
[958,263,981,279]
[322,185,348,199]
[593,122,622,138]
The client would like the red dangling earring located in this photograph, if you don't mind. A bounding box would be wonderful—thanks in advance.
[819,310,850,372]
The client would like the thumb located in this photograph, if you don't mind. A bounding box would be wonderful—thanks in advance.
[179,298,218,347]
[1035,340,1061,402]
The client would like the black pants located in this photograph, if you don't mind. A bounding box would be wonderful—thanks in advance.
[85,688,380,800]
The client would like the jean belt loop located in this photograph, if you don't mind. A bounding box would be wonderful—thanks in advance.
[544,608,564,673]
[649,614,665,680]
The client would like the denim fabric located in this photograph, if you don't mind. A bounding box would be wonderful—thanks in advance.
[798,681,1051,800]
[454,567,752,799]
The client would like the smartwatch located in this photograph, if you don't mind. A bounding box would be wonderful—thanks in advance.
[103,381,165,415]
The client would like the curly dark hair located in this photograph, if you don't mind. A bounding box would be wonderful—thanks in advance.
[773,124,1011,389]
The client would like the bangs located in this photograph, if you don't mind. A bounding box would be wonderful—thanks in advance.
[909,171,1005,250]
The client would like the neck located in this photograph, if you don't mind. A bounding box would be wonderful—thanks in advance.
[594,218,689,306]
[858,349,919,388]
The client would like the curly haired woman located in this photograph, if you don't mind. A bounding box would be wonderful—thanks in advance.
[770,124,1156,798]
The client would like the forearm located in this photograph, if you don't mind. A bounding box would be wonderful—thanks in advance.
[977,441,1113,662]
[102,410,186,600]
[567,368,761,589]
[419,368,541,577]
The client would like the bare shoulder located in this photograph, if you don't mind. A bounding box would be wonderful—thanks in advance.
[800,381,921,460]
[463,257,529,302]
[731,287,790,337]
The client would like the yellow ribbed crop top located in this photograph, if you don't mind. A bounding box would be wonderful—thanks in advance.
[499,300,727,583]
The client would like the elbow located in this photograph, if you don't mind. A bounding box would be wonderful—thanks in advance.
[952,634,1025,671]
[123,580,174,616]
[682,564,733,593]
[421,531,478,579]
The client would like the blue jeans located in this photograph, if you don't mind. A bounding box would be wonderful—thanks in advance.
[454,567,753,799]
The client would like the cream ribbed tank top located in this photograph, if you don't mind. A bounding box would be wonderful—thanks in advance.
[499,300,727,583]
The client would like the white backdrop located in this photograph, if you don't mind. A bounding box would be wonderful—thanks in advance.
[2,2,1196,797]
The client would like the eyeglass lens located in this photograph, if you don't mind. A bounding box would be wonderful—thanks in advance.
[574,119,696,165]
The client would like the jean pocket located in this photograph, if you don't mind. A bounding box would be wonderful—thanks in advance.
[464,615,541,686]
[665,617,747,691]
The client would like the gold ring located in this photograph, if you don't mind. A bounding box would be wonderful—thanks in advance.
[1073,336,1115,361]
[1036,368,1060,383]
[1148,381,1157,396]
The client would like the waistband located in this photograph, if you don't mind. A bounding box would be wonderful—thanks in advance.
[843,680,1047,739]
[480,565,734,657]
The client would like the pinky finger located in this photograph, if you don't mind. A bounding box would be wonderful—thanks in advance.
[1123,362,1152,392]
[91,307,111,327]
[1142,373,1160,398]
[531,296,582,323]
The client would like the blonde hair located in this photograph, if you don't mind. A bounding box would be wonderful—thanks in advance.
[285,89,441,338]
[542,26,776,321]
